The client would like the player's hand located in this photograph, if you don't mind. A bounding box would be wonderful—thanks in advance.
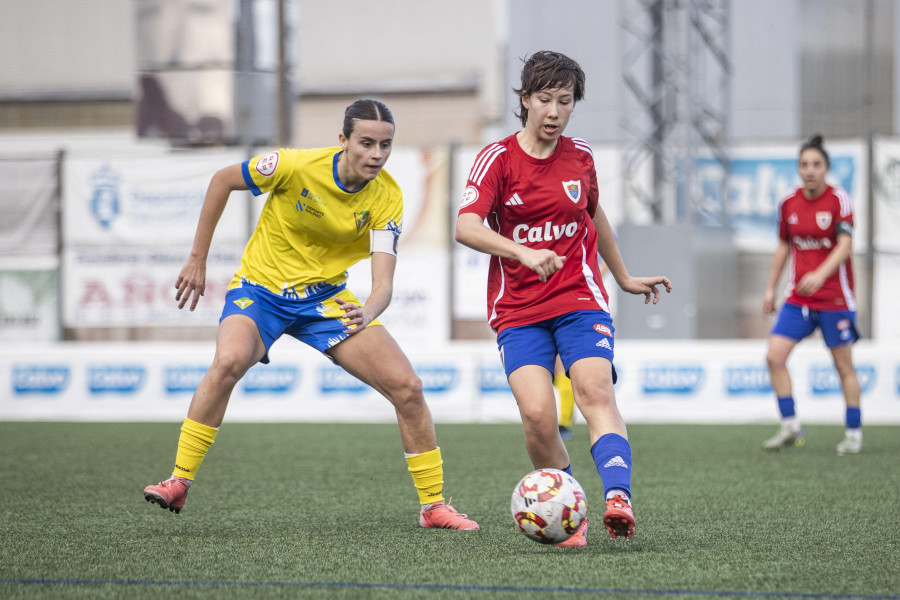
[620,275,672,304]
[175,257,207,311]
[796,271,825,297]
[520,248,565,282]
[762,289,777,315]
[336,297,372,335]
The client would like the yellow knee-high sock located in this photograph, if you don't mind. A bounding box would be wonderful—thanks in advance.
[172,418,218,480]
[555,372,575,428]
[405,447,444,505]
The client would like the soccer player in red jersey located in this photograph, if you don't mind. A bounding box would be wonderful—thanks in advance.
[762,134,862,455]
[456,51,671,545]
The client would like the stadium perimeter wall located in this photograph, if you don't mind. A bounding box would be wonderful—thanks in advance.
[2,340,898,424]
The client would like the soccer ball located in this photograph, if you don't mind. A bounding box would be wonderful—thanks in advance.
[510,468,587,544]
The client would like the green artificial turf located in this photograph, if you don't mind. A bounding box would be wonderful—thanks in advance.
[0,422,897,599]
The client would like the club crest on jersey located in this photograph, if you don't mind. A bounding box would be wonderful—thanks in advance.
[816,211,832,230]
[256,151,279,177]
[562,180,581,203]
[355,210,371,233]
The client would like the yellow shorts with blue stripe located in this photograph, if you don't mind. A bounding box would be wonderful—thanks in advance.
[221,281,381,364]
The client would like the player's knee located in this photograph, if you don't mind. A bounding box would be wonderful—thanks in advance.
[765,351,787,371]
[519,404,556,433]
[577,389,616,415]
[209,351,252,386]
[388,372,424,409]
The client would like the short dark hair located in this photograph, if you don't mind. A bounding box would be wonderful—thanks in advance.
[513,51,586,127]
[799,133,830,168]
[343,99,395,138]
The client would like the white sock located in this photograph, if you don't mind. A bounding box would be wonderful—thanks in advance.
[782,417,800,432]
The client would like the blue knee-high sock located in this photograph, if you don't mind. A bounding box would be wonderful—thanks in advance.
[846,407,861,429]
[562,464,573,476]
[590,433,632,498]
[777,396,796,418]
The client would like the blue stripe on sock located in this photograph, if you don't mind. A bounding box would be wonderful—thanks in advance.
[846,407,861,429]
[590,433,632,498]
[777,396,796,418]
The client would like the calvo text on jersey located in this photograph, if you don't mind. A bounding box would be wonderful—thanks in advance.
[512,221,578,244]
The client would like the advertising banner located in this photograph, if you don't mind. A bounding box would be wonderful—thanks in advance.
[0,158,59,257]
[3,340,898,424]
[872,138,900,253]
[694,141,867,252]
[0,264,59,341]
[63,151,248,245]
[62,245,242,327]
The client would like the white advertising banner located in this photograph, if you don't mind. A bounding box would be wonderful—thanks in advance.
[63,151,249,245]
[694,141,867,253]
[0,264,59,341]
[2,340,898,424]
[346,249,450,345]
[872,138,900,253]
[62,245,242,327]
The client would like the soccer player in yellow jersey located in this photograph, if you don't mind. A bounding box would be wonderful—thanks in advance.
[143,99,479,530]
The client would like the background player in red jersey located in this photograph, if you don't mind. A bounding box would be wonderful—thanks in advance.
[762,134,862,455]
[456,51,671,546]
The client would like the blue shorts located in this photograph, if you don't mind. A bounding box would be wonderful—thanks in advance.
[771,303,859,348]
[221,282,380,364]
[496,310,617,383]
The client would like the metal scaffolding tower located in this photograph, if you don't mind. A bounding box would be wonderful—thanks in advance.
[620,0,731,225]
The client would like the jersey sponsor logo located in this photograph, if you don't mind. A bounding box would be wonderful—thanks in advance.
[816,211,832,230]
[562,180,581,202]
[13,366,70,394]
[460,185,479,208]
[88,366,146,393]
[255,151,279,177]
[787,213,799,225]
[233,297,254,309]
[295,200,324,218]
[512,221,578,244]
[355,210,371,233]
[640,365,705,394]
[792,235,832,250]
[90,164,121,229]
[505,193,524,206]
[593,324,612,336]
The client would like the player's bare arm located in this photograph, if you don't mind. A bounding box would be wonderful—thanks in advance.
[176,164,249,311]
[338,251,397,334]
[762,240,790,314]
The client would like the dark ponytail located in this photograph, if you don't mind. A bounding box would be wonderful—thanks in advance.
[800,133,830,168]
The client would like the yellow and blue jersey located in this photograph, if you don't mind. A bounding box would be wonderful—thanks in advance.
[235,147,403,298]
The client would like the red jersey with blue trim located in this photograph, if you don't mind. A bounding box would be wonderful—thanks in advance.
[778,184,856,311]
[458,133,608,332]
